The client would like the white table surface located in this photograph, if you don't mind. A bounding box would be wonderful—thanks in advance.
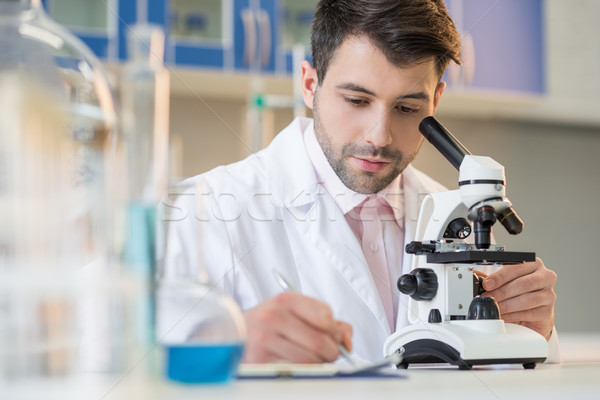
[4,333,600,400]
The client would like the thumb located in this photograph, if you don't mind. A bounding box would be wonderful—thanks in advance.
[335,320,353,352]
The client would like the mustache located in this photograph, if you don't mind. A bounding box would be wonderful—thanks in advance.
[342,143,404,160]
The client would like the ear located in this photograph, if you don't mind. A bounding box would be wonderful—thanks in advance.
[432,81,446,113]
[301,60,318,110]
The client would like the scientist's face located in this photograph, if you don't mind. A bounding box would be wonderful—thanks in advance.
[301,35,445,194]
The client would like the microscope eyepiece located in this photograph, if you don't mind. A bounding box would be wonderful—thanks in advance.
[419,116,471,171]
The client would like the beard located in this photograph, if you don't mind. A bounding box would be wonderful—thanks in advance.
[312,95,418,194]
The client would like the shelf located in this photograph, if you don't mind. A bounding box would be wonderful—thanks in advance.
[437,90,600,129]
[168,67,294,99]
[105,64,600,128]
[107,63,294,100]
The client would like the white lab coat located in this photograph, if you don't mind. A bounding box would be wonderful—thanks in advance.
[164,117,560,362]
[164,117,446,361]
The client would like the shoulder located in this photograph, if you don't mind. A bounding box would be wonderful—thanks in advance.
[178,154,269,206]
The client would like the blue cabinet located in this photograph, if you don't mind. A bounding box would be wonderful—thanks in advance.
[445,0,545,94]
[149,0,283,73]
[163,0,315,73]
[232,0,276,72]
[43,0,315,75]
[148,0,231,69]
[43,0,543,95]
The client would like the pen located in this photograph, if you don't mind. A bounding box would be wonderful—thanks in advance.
[273,269,356,366]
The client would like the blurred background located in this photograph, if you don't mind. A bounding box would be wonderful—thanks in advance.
[44,0,600,335]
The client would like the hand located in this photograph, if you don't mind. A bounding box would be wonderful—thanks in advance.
[479,257,557,340]
[242,291,353,363]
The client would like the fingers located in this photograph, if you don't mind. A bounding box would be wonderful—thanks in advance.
[473,270,488,279]
[243,306,335,363]
[482,259,539,292]
[501,305,554,324]
[277,309,341,361]
[275,291,340,339]
[246,330,323,363]
[502,306,555,341]
[482,258,557,303]
[242,292,352,363]
[481,258,557,340]
[487,288,556,316]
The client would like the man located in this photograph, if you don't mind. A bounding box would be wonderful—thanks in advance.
[164,0,558,363]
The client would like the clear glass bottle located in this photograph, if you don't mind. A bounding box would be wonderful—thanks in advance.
[119,23,170,365]
[0,0,123,382]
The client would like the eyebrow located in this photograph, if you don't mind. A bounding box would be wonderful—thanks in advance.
[336,82,430,101]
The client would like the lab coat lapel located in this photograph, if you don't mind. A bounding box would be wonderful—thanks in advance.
[400,165,448,272]
[259,117,318,210]
[401,166,421,272]
[298,195,392,335]
[395,166,420,331]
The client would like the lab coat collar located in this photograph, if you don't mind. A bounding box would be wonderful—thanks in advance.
[260,116,432,225]
[274,118,404,220]
[260,117,322,210]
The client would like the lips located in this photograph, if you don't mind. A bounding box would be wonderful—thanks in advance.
[353,157,389,173]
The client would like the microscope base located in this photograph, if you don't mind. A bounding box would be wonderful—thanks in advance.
[384,320,548,369]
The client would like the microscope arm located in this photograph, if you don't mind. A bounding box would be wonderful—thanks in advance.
[418,117,524,244]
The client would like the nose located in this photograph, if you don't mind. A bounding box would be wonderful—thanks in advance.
[364,110,393,148]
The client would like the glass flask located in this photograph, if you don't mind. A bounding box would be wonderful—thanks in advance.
[0,0,124,381]
[156,279,247,383]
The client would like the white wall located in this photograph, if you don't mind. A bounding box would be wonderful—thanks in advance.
[545,0,600,103]
[169,96,246,177]
[170,96,294,178]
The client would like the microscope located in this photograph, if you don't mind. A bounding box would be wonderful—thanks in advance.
[383,117,548,369]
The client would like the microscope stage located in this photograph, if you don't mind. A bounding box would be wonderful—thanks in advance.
[426,250,536,264]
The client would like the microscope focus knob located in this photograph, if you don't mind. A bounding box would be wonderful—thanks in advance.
[428,309,442,323]
[467,297,500,320]
[397,268,438,301]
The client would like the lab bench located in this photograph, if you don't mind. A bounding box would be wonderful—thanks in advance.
[3,333,600,400]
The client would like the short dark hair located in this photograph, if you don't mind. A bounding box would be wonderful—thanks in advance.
[311,0,462,83]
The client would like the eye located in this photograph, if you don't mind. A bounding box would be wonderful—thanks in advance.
[397,105,417,114]
[344,97,367,106]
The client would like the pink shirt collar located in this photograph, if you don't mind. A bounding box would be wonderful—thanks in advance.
[303,121,404,222]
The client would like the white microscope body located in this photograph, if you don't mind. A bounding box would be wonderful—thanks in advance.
[383,117,548,369]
